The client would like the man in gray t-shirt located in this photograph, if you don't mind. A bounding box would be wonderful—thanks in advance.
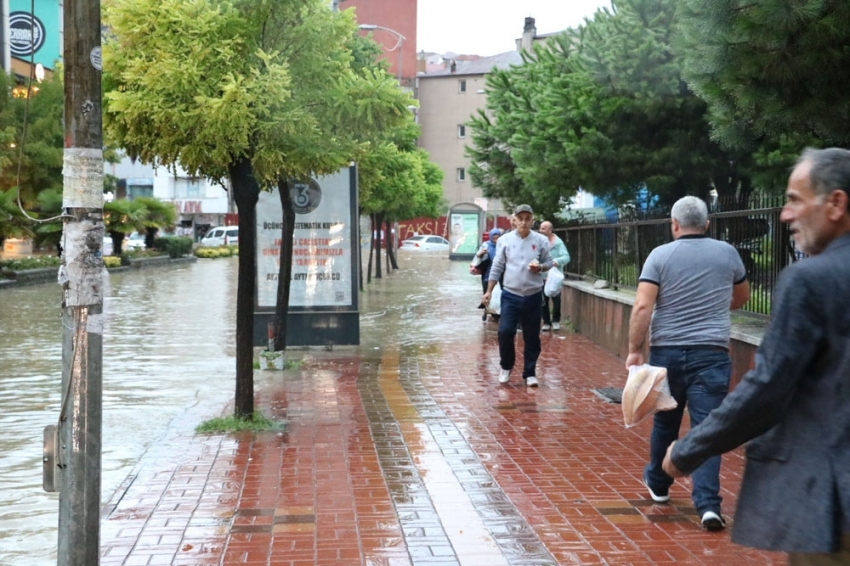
[626,196,750,531]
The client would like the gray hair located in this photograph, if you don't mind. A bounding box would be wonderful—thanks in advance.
[671,196,708,230]
[799,147,850,203]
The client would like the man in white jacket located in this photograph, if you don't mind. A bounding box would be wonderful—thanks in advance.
[482,205,554,387]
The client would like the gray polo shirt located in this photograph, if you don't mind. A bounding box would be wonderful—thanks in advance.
[488,230,553,296]
[640,234,747,348]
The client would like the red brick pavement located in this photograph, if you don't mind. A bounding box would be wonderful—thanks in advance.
[100,321,785,565]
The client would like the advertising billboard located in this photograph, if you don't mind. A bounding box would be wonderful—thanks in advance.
[9,0,61,69]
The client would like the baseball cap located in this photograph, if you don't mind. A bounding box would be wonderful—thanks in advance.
[514,204,533,215]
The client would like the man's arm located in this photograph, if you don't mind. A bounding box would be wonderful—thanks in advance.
[731,279,750,310]
[626,281,658,368]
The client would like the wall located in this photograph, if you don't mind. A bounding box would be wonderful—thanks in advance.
[340,0,417,86]
[561,280,764,390]
[418,74,493,208]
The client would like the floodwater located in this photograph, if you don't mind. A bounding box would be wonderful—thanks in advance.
[0,251,483,566]
[0,259,239,566]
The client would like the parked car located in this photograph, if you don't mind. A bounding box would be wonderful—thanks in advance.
[124,232,146,250]
[399,235,450,252]
[200,226,239,247]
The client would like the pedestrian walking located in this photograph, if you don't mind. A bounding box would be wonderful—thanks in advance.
[625,195,750,530]
[662,147,850,562]
[474,228,501,321]
[482,204,554,387]
[538,221,570,331]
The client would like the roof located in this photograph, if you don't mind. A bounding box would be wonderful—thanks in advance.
[419,51,523,78]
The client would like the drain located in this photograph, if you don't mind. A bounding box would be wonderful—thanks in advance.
[592,387,623,404]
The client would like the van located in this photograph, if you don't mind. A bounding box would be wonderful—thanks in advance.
[200,226,239,247]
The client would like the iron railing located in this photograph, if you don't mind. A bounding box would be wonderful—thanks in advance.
[555,195,796,317]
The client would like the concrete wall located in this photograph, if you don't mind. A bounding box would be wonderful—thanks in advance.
[562,280,765,389]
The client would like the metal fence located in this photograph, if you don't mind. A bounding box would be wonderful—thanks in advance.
[554,195,795,317]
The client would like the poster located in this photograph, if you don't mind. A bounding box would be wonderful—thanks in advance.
[9,0,61,69]
[256,169,356,308]
[449,212,479,254]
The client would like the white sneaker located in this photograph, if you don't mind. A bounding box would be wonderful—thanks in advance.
[498,369,511,384]
[526,376,539,387]
[541,324,551,331]
[552,322,560,331]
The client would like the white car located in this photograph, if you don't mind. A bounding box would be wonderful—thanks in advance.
[200,226,239,247]
[124,232,146,250]
[400,235,450,252]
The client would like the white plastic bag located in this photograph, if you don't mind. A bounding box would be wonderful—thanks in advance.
[544,268,564,297]
[622,364,677,428]
[488,283,502,315]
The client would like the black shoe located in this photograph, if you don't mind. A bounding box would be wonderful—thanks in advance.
[482,313,488,321]
[643,472,669,503]
[700,511,726,531]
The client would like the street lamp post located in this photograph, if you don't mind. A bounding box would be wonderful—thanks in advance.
[358,24,405,86]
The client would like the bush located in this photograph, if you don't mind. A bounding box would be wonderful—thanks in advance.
[153,236,193,258]
[195,412,285,434]
[195,245,237,259]
[103,256,122,268]
[0,256,61,270]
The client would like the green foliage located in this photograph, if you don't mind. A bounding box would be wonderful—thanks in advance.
[0,255,60,270]
[195,246,238,258]
[103,256,122,268]
[676,0,850,188]
[468,0,746,215]
[195,412,285,434]
[0,72,64,208]
[153,236,193,258]
[0,187,34,241]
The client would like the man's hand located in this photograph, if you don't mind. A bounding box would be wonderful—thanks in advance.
[662,442,685,478]
[482,292,491,306]
[625,352,644,369]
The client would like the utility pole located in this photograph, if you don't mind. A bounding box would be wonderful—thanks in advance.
[53,0,103,563]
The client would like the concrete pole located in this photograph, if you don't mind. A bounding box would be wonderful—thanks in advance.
[56,0,103,563]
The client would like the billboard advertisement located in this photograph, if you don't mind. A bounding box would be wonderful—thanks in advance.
[256,168,357,309]
[449,212,479,255]
[9,0,61,69]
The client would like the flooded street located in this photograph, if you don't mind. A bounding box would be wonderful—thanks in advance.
[0,258,239,565]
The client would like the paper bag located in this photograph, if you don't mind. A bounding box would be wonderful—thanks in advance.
[622,364,677,428]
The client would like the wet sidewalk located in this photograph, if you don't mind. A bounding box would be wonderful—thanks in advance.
[100,256,784,565]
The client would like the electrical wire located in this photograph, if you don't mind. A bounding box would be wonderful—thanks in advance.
[14,0,70,224]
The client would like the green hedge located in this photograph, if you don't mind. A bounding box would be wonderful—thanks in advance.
[153,236,193,258]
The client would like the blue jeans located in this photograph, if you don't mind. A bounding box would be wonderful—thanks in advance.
[645,346,731,514]
[498,289,542,378]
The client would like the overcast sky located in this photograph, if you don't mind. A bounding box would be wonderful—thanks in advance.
[417,0,613,56]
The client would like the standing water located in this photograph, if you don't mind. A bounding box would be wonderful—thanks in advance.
[0,259,238,565]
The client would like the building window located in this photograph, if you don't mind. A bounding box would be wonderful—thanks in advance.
[457,124,466,138]
[457,168,466,182]
[458,80,466,93]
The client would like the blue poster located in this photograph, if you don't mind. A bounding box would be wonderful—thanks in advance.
[9,0,61,69]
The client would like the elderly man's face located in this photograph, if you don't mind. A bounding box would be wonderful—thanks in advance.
[515,212,533,236]
[780,160,842,256]
[539,222,552,237]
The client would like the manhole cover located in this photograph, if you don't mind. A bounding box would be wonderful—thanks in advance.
[593,387,622,404]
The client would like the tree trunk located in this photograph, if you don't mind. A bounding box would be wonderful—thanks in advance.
[375,212,383,279]
[273,179,297,352]
[386,219,399,271]
[228,156,261,418]
[367,214,374,283]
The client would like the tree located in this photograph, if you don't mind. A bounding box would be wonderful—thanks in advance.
[134,196,177,249]
[103,0,409,416]
[468,0,746,216]
[0,72,64,208]
[103,199,147,255]
[676,0,850,189]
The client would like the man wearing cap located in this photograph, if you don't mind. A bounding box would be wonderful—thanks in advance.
[482,204,554,387]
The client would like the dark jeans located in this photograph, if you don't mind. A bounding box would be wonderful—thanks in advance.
[541,293,561,324]
[645,346,731,514]
[498,289,542,378]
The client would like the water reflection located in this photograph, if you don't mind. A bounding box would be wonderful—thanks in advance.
[0,259,238,565]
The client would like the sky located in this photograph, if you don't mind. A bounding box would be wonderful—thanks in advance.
[417,0,613,56]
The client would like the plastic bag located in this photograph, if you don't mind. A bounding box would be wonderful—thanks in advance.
[544,268,564,297]
[622,364,677,428]
[487,283,502,315]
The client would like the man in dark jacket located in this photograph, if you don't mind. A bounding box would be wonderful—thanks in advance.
[663,147,850,563]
